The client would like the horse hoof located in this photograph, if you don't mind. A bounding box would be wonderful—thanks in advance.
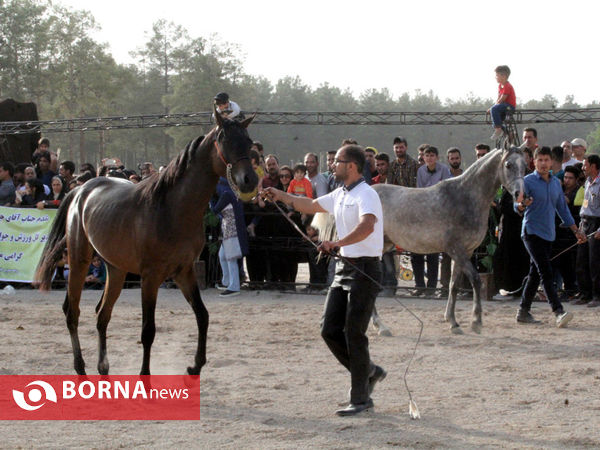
[98,364,109,375]
[450,326,463,335]
[471,322,482,334]
[378,327,393,337]
[75,362,86,375]
[187,366,200,376]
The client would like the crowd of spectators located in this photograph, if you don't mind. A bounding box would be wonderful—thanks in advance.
[0,137,153,210]
[0,137,158,290]
[1,127,598,302]
[219,128,599,305]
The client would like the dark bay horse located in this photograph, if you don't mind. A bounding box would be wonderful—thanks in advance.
[373,147,526,333]
[35,112,258,375]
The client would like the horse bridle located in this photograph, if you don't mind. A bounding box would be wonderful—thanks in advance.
[213,136,251,200]
[501,148,526,199]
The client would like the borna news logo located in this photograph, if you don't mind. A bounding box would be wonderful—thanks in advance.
[12,380,58,411]
[0,375,200,420]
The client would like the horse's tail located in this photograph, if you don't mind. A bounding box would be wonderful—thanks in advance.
[311,212,337,243]
[34,189,76,290]
[311,212,337,263]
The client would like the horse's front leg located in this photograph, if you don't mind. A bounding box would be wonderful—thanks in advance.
[444,260,463,334]
[175,266,209,376]
[140,277,161,375]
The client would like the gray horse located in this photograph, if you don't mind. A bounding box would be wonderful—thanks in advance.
[373,147,526,333]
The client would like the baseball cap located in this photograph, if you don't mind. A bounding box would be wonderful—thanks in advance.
[214,92,229,103]
[364,146,378,155]
[571,138,587,148]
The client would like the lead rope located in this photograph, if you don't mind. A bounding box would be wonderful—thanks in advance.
[214,140,243,200]
[226,163,242,199]
[266,197,422,419]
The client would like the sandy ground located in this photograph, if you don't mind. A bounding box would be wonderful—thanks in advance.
[1,285,599,449]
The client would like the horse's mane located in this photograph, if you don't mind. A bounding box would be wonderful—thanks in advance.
[136,130,214,205]
[458,148,502,178]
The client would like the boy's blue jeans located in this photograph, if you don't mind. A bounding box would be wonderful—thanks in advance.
[490,103,514,128]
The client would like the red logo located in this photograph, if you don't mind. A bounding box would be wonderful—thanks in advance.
[0,375,200,420]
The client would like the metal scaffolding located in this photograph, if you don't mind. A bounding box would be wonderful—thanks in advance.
[2,108,600,134]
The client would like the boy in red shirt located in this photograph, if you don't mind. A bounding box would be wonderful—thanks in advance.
[489,65,516,140]
[287,164,313,198]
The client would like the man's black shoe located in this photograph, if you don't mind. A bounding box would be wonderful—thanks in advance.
[335,398,374,416]
[516,309,541,324]
[368,366,387,396]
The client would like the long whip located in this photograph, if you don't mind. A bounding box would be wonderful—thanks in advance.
[265,197,423,419]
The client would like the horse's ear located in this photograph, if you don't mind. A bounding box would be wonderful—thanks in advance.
[214,103,224,129]
[240,113,256,129]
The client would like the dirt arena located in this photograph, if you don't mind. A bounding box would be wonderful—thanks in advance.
[1,285,599,449]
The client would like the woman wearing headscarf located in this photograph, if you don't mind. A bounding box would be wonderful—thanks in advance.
[210,177,249,297]
[37,175,66,209]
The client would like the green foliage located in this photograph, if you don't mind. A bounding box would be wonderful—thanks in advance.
[587,124,600,154]
[1,0,598,170]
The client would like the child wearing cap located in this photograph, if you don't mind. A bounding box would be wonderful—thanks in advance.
[213,92,242,120]
[488,65,516,141]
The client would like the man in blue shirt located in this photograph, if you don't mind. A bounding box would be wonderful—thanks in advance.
[515,147,586,327]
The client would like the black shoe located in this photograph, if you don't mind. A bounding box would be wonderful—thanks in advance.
[335,398,374,416]
[368,366,387,396]
[516,309,541,324]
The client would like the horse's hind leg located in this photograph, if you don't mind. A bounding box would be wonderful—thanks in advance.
[139,276,162,375]
[64,248,93,375]
[444,259,464,334]
[174,265,209,375]
[95,264,127,375]
[462,259,483,333]
[371,304,392,337]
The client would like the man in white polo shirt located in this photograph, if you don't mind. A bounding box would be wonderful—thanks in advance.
[262,144,385,416]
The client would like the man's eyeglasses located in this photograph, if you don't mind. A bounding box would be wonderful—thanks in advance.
[279,173,291,178]
[334,159,351,164]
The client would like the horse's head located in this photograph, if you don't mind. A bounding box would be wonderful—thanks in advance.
[499,147,526,204]
[213,107,259,200]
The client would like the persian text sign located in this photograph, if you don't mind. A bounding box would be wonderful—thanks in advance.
[0,206,57,282]
[0,375,200,420]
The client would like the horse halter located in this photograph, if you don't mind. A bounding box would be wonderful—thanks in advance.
[213,136,250,200]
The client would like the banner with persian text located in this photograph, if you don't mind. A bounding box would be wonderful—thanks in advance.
[0,207,57,283]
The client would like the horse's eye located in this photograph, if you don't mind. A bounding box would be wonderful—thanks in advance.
[505,162,513,169]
